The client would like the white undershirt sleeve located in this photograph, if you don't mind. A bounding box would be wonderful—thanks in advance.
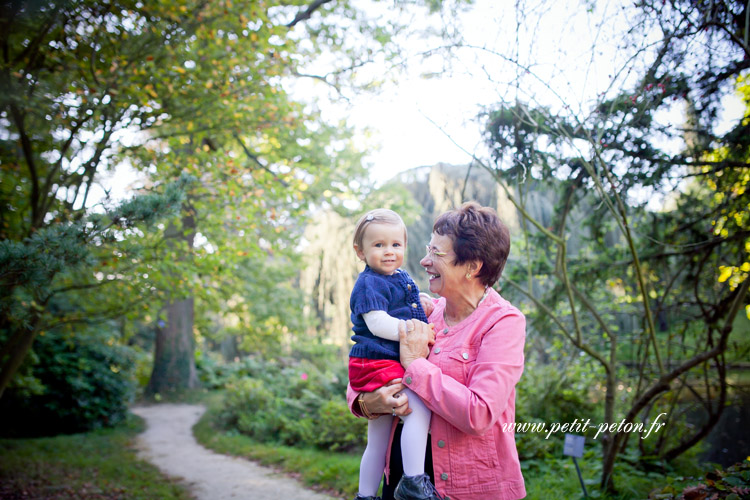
[362,310,401,341]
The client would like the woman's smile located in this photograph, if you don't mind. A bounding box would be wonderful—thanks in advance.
[420,233,458,295]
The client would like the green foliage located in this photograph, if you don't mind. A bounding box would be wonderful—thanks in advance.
[0,0,471,401]
[196,254,318,362]
[217,351,367,452]
[0,325,136,437]
[0,174,188,311]
[0,414,191,499]
[522,450,708,500]
[196,352,262,390]
[0,0,366,398]
[648,459,750,500]
[316,399,369,452]
[480,1,750,490]
[515,353,601,460]
[0,174,190,397]
[226,377,281,437]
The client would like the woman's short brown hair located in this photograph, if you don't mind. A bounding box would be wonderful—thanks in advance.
[432,202,510,287]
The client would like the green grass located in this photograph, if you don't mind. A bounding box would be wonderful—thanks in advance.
[0,413,192,500]
[521,451,709,500]
[192,391,358,498]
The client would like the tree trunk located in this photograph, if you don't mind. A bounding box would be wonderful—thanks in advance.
[0,327,39,400]
[146,297,199,394]
[145,205,199,395]
[0,311,44,400]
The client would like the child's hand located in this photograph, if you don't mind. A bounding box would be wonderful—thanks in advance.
[419,292,434,318]
[428,323,436,346]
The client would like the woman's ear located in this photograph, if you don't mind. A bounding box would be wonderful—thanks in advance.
[467,260,483,278]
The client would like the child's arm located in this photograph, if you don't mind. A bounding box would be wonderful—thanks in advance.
[363,312,436,346]
[362,310,401,341]
[419,292,435,318]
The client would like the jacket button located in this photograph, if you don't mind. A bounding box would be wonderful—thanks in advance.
[437,440,445,448]
[433,347,441,354]
[442,328,449,334]
[440,473,448,480]
[405,376,412,384]
[445,497,451,500]
[462,352,469,360]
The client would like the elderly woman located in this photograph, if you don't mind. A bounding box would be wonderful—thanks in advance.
[348,202,526,500]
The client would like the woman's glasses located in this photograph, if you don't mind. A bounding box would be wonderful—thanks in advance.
[425,245,449,258]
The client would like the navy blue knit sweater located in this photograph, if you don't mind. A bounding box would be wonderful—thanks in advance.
[349,266,429,361]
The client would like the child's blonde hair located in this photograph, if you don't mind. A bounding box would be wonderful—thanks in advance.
[352,208,407,250]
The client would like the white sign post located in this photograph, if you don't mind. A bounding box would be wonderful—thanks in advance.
[563,434,588,498]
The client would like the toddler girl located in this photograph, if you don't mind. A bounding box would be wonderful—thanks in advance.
[349,208,442,500]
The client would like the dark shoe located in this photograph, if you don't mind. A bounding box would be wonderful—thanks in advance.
[354,495,381,500]
[394,473,444,500]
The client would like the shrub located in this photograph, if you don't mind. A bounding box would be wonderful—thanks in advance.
[315,399,367,452]
[197,352,272,390]
[223,378,281,437]
[648,459,750,499]
[219,354,366,451]
[0,327,136,437]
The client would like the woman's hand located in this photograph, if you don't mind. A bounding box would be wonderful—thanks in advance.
[399,319,434,370]
[361,378,412,417]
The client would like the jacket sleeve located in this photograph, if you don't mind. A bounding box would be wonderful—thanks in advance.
[346,382,364,417]
[403,308,526,436]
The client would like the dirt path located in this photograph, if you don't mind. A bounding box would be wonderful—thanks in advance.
[131,404,337,500]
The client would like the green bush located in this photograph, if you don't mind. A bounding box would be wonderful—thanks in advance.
[197,352,272,390]
[224,378,280,437]
[219,353,366,451]
[315,399,368,452]
[0,327,136,437]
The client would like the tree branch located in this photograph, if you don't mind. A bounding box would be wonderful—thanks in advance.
[286,0,333,28]
[8,102,40,232]
[504,277,611,371]
[624,276,749,425]
[232,133,289,187]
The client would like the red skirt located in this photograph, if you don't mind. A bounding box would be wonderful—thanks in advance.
[349,357,405,392]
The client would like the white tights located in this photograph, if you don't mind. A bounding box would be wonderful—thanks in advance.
[358,388,431,496]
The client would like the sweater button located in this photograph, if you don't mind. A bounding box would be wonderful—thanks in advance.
[437,439,445,448]
[405,376,412,384]
[440,473,448,480]
[407,284,412,290]
[411,302,417,308]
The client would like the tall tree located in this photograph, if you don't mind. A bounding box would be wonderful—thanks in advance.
[0,0,470,397]
[118,0,472,394]
[455,0,749,492]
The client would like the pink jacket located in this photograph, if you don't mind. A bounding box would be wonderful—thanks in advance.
[348,289,527,500]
